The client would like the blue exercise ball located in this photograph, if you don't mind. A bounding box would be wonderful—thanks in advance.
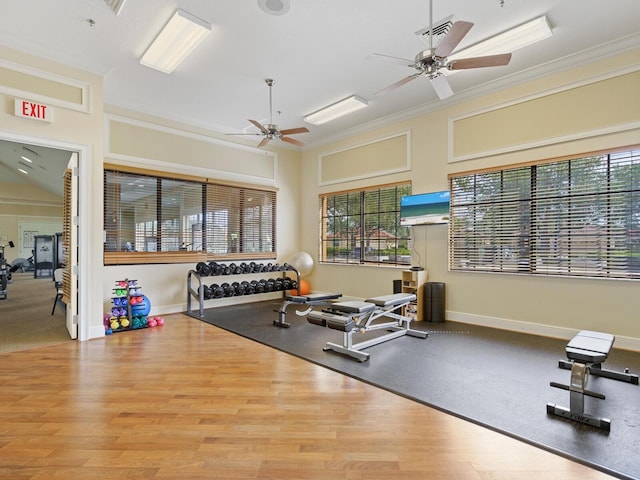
[130,294,151,316]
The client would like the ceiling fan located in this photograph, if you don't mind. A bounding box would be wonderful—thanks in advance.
[372,0,512,100]
[230,78,309,148]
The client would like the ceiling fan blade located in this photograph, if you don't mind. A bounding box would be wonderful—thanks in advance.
[281,136,306,147]
[226,133,261,136]
[431,74,454,100]
[434,21,473,58]
[368,53,415,67]
[375,73,421,96]
[448,53,512,70]
[280,127,309,135]
[249,119,268,133]
[257,138,270,148]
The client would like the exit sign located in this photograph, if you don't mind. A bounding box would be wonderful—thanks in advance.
[15,99,52,123]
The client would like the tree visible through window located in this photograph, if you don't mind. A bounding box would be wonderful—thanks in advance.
[320,183,412,266]
[449,147,640,279]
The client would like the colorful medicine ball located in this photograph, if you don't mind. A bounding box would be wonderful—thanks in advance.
[130,294,151,316]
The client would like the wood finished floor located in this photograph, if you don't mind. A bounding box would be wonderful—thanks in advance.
[0,313,616,480]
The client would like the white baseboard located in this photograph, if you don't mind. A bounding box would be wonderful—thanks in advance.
[446,310,640,352]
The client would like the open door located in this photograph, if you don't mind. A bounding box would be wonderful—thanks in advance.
[62,154,78,339]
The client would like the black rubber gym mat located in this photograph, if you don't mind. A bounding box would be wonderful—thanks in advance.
[189,299,640,480]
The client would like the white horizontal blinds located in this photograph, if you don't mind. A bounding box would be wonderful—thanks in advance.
[320,190,361,263]
[449,147,640,279]
[62,169,72,304]
[158,178,204,253]
[104,170,150,255]
[449,168,532,273]
[320,183,411,265]
[205,184,276,258]
[241,188,275,255]
[104,168,277,264]
[363,185,412,265]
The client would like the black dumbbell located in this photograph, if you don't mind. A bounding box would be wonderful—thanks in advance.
[195,262,211,276]
[200,284,212,299]
[209,261,223,276]
[210,283,224,299]
[221,282,234,297]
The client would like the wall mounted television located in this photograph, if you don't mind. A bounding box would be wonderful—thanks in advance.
[400,190,450,226]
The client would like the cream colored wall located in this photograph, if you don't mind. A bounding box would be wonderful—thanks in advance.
[0,45,104,341]
[101,106,303,316]
[301,48,640,348]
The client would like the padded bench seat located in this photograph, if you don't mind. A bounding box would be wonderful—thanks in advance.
[565,330,614,364]
[364,292,416,307]
[307,301,375,332]
[285,292,342,303]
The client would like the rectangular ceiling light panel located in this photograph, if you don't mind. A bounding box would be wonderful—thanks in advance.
[140,9,212,74]
[448,15,552,62]
[304,95,369,125]
[104,0,127,15]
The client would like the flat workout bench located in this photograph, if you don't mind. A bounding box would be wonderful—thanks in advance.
[306,293,428,362]
[274,292,343,328]
[547,330,638,431]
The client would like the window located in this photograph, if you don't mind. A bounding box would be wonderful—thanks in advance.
[449,147,640,279]
[104,167,276,264]
[319,183,412,266]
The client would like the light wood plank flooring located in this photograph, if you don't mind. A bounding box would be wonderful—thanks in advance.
[0,313,616,480]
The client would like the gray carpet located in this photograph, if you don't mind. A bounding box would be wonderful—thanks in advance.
[190,299,640,480]
[0,272,70,353]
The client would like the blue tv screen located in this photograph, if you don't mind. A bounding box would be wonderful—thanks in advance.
[400,191,450,226]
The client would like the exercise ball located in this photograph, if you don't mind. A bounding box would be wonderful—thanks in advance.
[289,251,314,276]
[291,279,310,296]
[130,294,151,316]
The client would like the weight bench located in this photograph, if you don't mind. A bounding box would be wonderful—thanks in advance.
[547,330,638,431]
[306,293,428,362]
[274,292,343,328]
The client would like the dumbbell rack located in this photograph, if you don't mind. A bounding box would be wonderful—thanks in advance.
[187,262,300,318]
[109,278,147,332]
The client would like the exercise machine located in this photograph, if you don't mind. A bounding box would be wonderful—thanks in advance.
[0,241,15,300]
[547,330,639,431]
[274,292,343,328]
[306,292,428,362]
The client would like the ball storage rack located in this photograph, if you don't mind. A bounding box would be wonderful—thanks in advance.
[109,278,149,332]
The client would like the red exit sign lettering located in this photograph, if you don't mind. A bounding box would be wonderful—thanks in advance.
[15,99,52,123]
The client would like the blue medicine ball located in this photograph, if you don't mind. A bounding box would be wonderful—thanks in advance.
[130,294,151,316]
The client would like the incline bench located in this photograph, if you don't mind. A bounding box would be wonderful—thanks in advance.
[547,330,638,431]
[306,292,428,362]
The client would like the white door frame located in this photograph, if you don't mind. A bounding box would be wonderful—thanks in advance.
[0,129,92,341]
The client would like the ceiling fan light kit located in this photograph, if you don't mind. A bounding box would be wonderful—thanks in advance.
[304,95,369,126]
[228,79,309,148]
[140,9,212,74]
[258,0,291,16]
[370,0,553,101]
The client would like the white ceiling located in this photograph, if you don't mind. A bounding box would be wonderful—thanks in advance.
[1,0,640,193]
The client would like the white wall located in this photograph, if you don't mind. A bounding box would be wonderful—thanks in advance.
[301,47,640,349]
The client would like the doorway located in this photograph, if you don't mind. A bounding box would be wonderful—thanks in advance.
[0,133,85,352]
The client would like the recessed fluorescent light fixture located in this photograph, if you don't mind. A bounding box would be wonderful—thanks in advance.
[18,168,29,175]
[448,15,552,63]
[304,95,368,126]
[140,9,212,74]
[20,155,33,163]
